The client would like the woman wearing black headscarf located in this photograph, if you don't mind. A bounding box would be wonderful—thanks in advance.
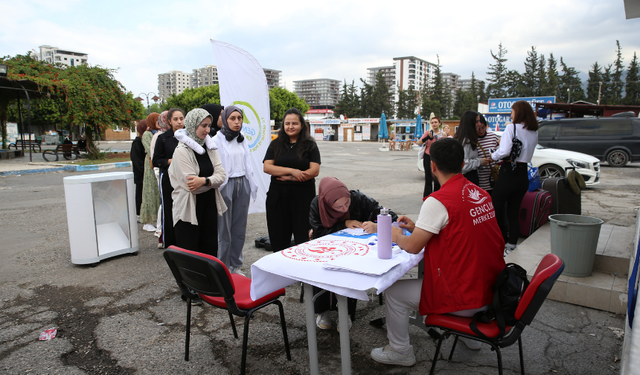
[201,104,224,137]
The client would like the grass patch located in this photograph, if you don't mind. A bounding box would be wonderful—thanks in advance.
[74,157,130,165]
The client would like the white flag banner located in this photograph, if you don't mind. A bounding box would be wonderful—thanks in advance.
[210,40,271,214]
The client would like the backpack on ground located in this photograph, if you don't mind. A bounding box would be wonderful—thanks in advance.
[469,263,529,340]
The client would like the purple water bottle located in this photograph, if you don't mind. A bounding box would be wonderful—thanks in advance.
[377,207,392,259]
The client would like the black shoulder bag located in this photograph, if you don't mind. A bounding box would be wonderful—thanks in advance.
[509,124,523,170]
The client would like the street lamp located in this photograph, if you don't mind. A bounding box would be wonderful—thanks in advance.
[135,92,160,115]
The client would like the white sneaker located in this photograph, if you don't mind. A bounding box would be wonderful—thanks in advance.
[336,317,352,332]
[229,267,245,277]
[315,311,331,330]
[143,224,156,232]
[460,337,482,350]
[370,345,416,366]
[503,243,517,257]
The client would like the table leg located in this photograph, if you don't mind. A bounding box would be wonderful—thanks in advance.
[303,283,319,375]
[336,295,352,375]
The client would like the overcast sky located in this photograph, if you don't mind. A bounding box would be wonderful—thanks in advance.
[2,0,639,97]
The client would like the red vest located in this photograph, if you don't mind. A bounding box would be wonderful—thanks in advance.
[419,174,505,315]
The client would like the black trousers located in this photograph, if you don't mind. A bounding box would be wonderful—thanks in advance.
[174,190,218,256]
[422,154,440,198]
[161,171,177,248]
[266,182,316,252]
[134,182,143,216]
[492,163,528,244]
[313,286,357,317]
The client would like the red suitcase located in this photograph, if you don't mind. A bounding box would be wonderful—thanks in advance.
[519,189,553,237]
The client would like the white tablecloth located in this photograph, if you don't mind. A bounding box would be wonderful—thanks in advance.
[250,232,424,301]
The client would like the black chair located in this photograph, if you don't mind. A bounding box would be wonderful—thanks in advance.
[424,254,564,375]
[163,246,291,375]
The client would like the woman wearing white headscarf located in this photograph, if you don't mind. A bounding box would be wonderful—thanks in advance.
[169,108,226,256]
[211,105,258,275]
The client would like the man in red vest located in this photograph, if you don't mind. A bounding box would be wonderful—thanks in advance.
[371,138,505,367]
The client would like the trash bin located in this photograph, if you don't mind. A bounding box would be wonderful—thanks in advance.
[549,214,604,277]
[63,172,139,264]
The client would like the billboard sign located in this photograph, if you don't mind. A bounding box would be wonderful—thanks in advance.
[488,96,555,113]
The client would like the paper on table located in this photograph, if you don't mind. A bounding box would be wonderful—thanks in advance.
[331,227,375,238]
[322,247,406,276]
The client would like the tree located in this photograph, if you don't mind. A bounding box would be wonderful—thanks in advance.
[360,71,393,118]
[537,54,547,96]
[164,84,221,113]
[544,53,559,97]
[559,57,585,103]
[334,80,360,119]
[397,85,418,119]
[268,87,309,127]
[624,52,640,105]
[521,46,539,96]
[611,40,625,104]
[505,70,526,97]
[586,62,603,103]
[486,42,509,98]
[0,53,143,156]
[7,97,62,136]
[600,65,613,105]
[453,89,475,117]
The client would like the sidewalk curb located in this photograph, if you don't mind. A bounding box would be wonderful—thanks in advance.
[0,161,132,176]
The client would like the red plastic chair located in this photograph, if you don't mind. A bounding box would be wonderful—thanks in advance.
[163,246,291,375]
[424,254,564,375]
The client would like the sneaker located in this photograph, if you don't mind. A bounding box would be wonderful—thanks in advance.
[315,311,331,330]
[460,337,482,350]
[229,267,246,277]
[157,242,164,249]
[503,243,517,257]
[336,317,352,332]
[143,224,156,232]
[154,230,162,238]
[370,345,416,366]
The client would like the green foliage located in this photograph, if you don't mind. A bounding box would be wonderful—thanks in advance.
[0,53,140,152]
[486,43,509,98]
[269,87,309,126]
[359,71,393,118]
[586,62,602,103]
[453,89,476,117]
[558,57,585,102]
[545,53,559,97]
[521,46,539,96]
[624,52,639,105]
[164,85,221,113]
[396,85,418,119]
[334,80,360,119]
[148,102,163,114]
[611,40,625,104]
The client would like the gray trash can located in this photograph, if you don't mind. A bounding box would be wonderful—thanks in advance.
[549,214,604,277]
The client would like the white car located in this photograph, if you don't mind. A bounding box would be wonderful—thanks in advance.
[417,143,601,186]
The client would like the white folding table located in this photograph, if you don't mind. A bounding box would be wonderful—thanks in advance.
[250,232,423,375]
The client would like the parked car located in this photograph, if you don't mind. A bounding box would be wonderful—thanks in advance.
[417,138,601,186]
[537,113,640,167]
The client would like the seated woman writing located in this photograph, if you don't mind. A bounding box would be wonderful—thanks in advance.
[308,177,398,330]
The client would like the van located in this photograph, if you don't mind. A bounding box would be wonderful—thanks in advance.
[537,114,640,167]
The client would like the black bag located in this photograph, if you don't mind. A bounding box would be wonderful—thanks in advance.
[254,236,295,251]
[470,263,529,340]
[509,124,523,170]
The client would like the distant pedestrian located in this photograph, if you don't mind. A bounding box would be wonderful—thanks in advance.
[416,116,443,197]
[476,114,500,194]
[263,108,321,252]
[150,111,169,246]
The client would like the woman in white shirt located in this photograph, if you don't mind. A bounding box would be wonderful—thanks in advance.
[490,101,539,256]
[169,108,226,256]
[211,106,258,275]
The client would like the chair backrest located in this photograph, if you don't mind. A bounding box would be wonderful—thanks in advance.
[514,254,565,325]
[164,246,236,299]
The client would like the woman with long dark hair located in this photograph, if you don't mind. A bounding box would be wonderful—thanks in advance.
[263,108,321,252]
[130,120,147,218]
[153,108,185,248]
[491,101,539,255]
[453,111,487,186]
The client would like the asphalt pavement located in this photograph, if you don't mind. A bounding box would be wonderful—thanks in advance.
[0,141,636,374]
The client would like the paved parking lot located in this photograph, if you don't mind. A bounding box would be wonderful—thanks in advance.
[0,141,636,374]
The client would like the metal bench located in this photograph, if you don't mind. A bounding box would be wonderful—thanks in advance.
[43,144,79,162]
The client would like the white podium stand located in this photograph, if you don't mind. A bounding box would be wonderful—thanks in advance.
[63,172,139,264]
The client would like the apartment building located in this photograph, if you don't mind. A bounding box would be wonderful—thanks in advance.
[191,65,219,88]
[263,68,282,89]
[158,70,193,101]
[294,78,340,108]
[37,45,88,67]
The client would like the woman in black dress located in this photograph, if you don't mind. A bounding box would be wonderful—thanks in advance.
[263,108,321,252]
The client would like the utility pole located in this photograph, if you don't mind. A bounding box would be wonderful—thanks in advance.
[567,88,571,104]
[597,81,603,105]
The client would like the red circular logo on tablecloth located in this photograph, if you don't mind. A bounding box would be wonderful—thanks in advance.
[281,239,370,262]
